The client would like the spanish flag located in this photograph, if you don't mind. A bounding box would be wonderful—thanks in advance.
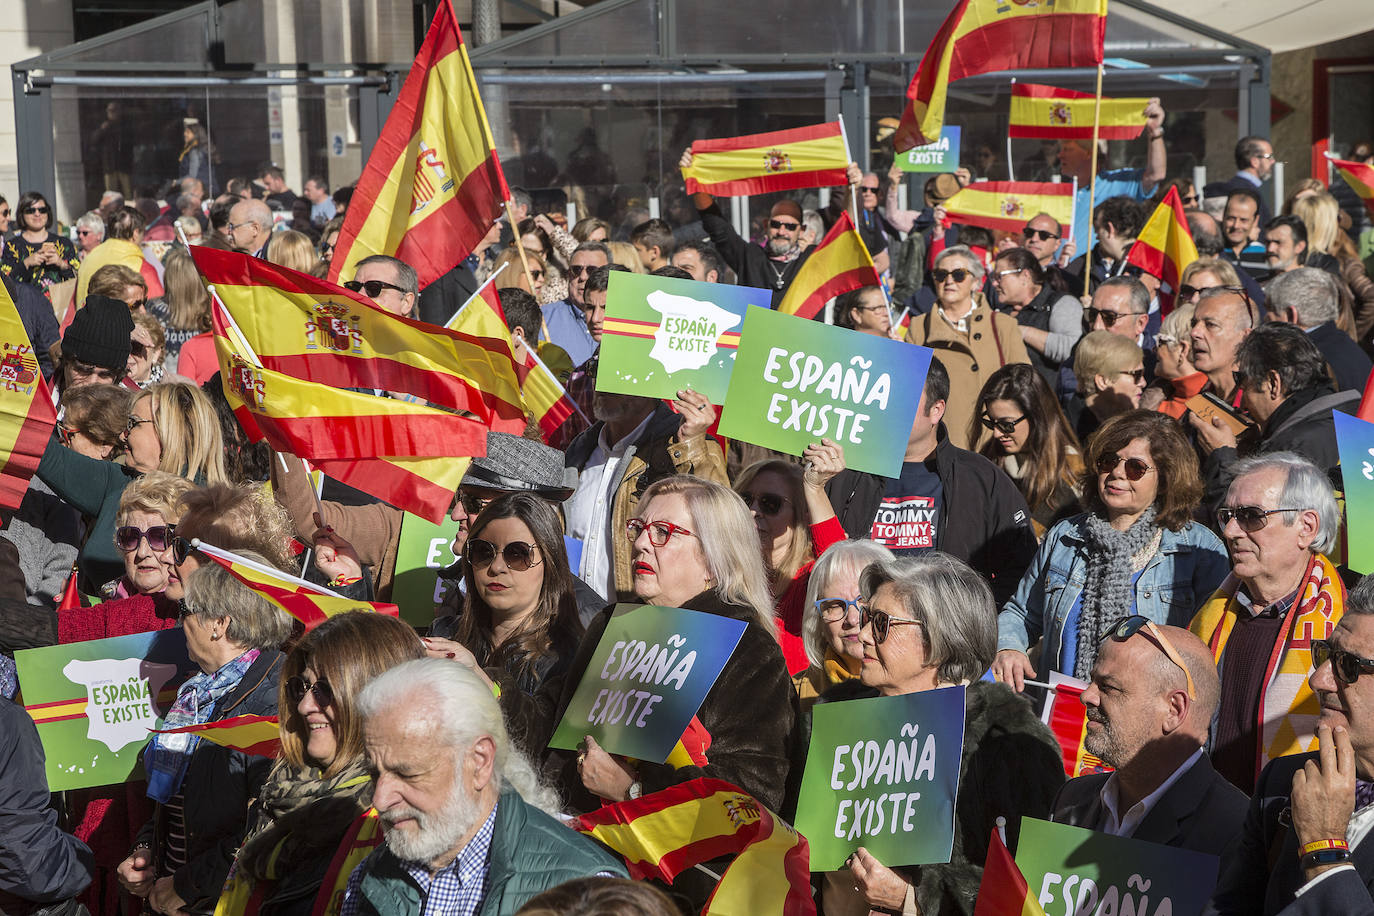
[1328,154,1374,219]
[0,281,56,515]
[682,122,850,197]
[326,0,509,290]
[1125,186,1198,314]
[194,539,400,631]
[894,0,1108,153]
[197,247,526,432]
[943,181,1075,235]
[973,830,1048,916]
[1044,678,1112,778]
[1009,83,1149,141]
[776,212,882,320]
[152,714,281,758]
[574,778,813,916]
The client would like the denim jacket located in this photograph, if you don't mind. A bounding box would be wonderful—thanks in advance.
[997,514,1230,681]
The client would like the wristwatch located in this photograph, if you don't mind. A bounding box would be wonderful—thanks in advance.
[628,780,643,800]
[1300,847,1351,870]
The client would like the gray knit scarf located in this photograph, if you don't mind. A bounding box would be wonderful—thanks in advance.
[1074,506,1159,679]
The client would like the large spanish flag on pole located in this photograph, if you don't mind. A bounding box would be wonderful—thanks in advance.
[197,247,526,432]
[894,0,1108,153]
[0,282,56,514]
[1009,83,1149,140]
[326,0,509,290]
[1125,186,1198,315]
[943,181,1075,235]
[776,212,882,320]
[682,122,850,197]
[1327,153,1374,218]
[973,830,1049,916]
[574,778,813,916]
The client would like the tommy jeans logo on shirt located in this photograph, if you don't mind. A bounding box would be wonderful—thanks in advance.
[871,496,937,550]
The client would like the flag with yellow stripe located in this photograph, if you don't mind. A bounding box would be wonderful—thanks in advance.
[776,211,881,320]
[573,778,813,916]
[894,0,1107,152]
[943,181,1075,235]
[1009,83,1149,140]
[683,122,850,197]
[973,830,1049,916]
[1125,186,1198,314]
[153,714,281,758]
[1328,153,1374,218]
[326,0,509,290]
[0,280,57,514]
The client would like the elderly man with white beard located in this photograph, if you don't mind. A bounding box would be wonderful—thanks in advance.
[340,659,624,915]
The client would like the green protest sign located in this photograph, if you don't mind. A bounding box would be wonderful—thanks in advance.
[794,686,966,870]
[1015,817,1220,916]
[549,604,747,763]
[17,629,196,791]
[896,126,962,173]
[718,307,931,477]
[391,512,462,626]
[597,272,766,404]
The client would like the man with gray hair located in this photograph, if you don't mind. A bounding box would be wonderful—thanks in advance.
[226,198,273,259]
[1267,266,1372,393]
[1189,451,1346,794]
[74,210,105,259]
[347,255,418,320]
[341,659,625,915]
[1055,621,1246,855]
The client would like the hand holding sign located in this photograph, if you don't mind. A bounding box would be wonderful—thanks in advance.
[578,735,639,802]
[673,388,716,440]
[850,847,910,911]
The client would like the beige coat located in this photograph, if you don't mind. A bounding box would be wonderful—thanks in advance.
[906,296,1030,450]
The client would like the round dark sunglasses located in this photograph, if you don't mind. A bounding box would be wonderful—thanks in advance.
[931,268,972,284]
[115,524,175,553]
[859,601,924,645]
[1313,639,1374,685]
[285,675,334,707]
[466,538,541,572]
[1095,453,1154,481]
[980,413,1027,435]
[739,490,788,517]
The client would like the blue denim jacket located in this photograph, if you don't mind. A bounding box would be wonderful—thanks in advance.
[997,514,1230,681]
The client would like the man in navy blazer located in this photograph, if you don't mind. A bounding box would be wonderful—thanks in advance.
[1206,578,1374,915]
[1052,621,1247,857]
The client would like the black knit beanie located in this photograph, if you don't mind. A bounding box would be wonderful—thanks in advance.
[64,295,135,372]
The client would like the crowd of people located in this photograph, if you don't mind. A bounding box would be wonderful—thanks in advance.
[1,115,1374,916]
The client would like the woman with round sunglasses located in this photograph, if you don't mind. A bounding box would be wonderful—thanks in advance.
[906,245,1031,450]
[1066,330,1146,443]
[425,493,584,696]
[995,410,1228,692]
[217,611,424,916]
[792,539,893,712]
[733,442,847,671]
[973,364,1084,538]
[1143,302,1207,420]
[812,553,1063,915]
[116,555,292,916]
[0,190,79,299]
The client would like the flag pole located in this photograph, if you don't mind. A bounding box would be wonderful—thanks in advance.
[445,262,509,330]
[838,114,861,228]
[527,346,591,424]
[192,538,348,599]
[1082,63,1105,300]
[208,287,263,368]
[1006,78,1017,182]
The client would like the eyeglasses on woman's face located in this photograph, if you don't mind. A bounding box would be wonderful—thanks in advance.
[626,517,694,547]
[285,675,335,707]
[980,413,1027,435]
[738,490,788,517]
[1095,453,1154,481]
[115,524,175,553]
[815,597,863,623]
[465,538,541,572]
[858,600,924,645]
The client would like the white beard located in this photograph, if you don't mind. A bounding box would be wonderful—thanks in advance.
[381,779,484,867]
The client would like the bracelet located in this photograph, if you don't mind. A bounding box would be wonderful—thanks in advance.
[1150,129,1165,140]
[1300,847,1351,870]
[328,575,362,587]
[1300,838,1349,857]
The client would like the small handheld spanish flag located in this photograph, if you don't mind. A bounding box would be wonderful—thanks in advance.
[152,714,280,758]
[776,212,882,321]
[973,828,1048,916]
[1327,153,1374,219]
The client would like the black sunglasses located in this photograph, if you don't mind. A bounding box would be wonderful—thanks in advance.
[1119,368,1146,384]
[1095,453,1154,481]
[116,524,175,553]
[1085,307,1145,328]
[459,491,500,516]
[567,264,598,278]
[285,675,335,707]
[1313,639,1374,686]
[859,601,924,645]
[980,413,1027,435]
[1022,227,1059,242]
[23,205,48,215]
[1216,505,1303,532]
[859,185,880,194]
[738,490,788,517]
[466,538,541,572]
[931,268,972,284]
[344,279,407,298]
[1101,615,1197,699]
[170,535,203,566]
[768,219,800,231]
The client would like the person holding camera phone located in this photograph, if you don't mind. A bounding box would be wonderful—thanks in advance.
[1,191,79,301]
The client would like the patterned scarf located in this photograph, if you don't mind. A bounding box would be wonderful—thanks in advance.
[146,648,260,803]
[234,759,374,882]
[1074,507,1160,679]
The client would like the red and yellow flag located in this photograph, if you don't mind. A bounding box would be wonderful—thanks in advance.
[522,349,580,440]
[682,122,850,197]
[1009,83,1149,140]
[197,247,525,432]
[776,212,882,320]
[943,181,1075,235]
[1328,154,1374,218]
[0,282,56,514]
[894,0,1108,152]
[195,539,400,631]
[153,714,281,758]
[973,830,1048,916]
[573,778,813,916]
[326,0,509,290]
[1125,186,1198,314]
[1045,679,1112,778]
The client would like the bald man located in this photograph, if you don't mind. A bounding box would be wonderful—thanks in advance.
[1051,621,1247,856]
[227,198,274,258]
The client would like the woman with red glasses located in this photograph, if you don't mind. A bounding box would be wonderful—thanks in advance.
[994,410,1229,692]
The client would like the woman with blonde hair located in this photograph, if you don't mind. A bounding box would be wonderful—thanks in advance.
[571,217,611,243]
[173,482,298,576]
[1292,191,1374,340]
[1068,331,1146,442]
[88,262,148,311]
[1177,257,1242,306]
[155,246,217,382]
[492,246,547,299]
[1282,177,1326,215]
[1146,302,1208,419]
[607,240,647,274]
[266,229,321,276]
[128,312,173,387]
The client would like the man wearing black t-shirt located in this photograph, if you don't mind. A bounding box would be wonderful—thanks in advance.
[826,358,1038,605]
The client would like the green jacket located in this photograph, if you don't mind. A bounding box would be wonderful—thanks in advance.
[349,787,626,916]
[35,435,140,593]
